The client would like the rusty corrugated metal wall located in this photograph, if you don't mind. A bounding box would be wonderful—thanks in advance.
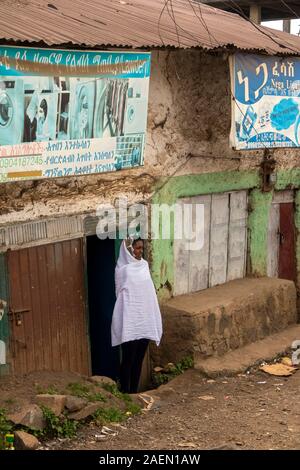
[7,239,90,375]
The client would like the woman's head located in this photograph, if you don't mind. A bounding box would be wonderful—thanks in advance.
[131,238,144,260]
[38,99,48,122]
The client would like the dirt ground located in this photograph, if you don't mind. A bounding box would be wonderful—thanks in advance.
[25,366,300,451]
[0,370,93,414]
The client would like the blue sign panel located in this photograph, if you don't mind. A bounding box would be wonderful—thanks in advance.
[231,53,300,149]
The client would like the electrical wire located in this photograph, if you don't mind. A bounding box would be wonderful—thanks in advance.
[280,0,300,20]
[157,0,168,46]
[168,0,182,47]
[185,1,276,149]
[187,0,219,47]
[226,0,300,55]
[159,0,211,47]
[141,1,287,204]
[279,0,300,36]
[158,0,287,153]
[140,1,300,213]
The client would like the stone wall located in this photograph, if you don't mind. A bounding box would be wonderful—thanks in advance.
[152,278,297,366]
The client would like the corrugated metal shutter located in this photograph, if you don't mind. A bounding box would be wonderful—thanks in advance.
[7,239,90,375]
[0,216,84,251]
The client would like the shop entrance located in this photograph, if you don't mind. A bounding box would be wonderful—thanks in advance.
[86,236,120,380]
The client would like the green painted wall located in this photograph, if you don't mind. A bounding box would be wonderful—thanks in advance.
[275,169,300,191]
[295,191,300,297]
[0,253,9,376]
[248,190,273,276]
[150,169,300,302]
[151,170,259,300]
[152,171,259,205]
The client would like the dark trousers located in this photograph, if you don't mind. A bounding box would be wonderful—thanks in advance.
[120,339,149,394]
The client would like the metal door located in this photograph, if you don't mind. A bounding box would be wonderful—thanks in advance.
[278,203,296,282]
[7,239,90,375]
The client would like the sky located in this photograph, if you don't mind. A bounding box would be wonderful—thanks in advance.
[262,19,300,35]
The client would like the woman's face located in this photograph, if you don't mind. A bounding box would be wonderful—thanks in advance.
[132,240,143,260]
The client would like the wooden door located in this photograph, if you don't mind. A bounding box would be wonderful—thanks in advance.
[7,239,90,375]
[173,191,248,295]
[209,193,230,287]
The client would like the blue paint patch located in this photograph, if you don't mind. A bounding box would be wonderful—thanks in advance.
[270,98,299,131]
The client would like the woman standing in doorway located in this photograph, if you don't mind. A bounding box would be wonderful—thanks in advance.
[111,238,162,393]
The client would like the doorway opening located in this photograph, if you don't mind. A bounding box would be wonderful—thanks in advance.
[86,236,120,381]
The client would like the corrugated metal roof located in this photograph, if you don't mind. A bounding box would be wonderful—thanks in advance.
[1,0,300,55]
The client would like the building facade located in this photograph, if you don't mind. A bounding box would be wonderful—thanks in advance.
[0,1,299,381]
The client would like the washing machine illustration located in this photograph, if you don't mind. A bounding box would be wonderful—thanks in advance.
[69,78,95,139]
[36,92,58,141]
[0,78,24,146]
[24,89,58,142]
[123,80,148,135]
[93,79,107,138]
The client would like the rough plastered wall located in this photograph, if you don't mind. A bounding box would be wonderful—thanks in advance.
[0,49,299,228]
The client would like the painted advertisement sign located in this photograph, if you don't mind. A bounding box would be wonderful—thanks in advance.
[0,47,151,182]
[230,53,300,149]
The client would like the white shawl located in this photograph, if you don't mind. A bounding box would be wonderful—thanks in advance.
[111,240,162,347]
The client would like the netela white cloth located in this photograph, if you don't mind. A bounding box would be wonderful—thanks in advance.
[111,240,162,347]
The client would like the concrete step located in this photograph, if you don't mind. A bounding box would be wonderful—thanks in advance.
[195,324,300,377]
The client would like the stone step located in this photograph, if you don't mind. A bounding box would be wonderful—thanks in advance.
[195,324,300,377]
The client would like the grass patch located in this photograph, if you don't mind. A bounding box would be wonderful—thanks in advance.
[126,401,142,415]
[66,382,106,403]
[152,356,194,387]
[101,383,141,416]
[101,383,119,395]
[35,385,59,395]
[102,383,132,402]
[93,407,126,426]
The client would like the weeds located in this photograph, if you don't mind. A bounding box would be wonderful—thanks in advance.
[35,385,59,395]
[93,407,126,426]
[66,382,106,403]
[0,408,13,450]
[102,382,122,397]
[152,356,194,387]
[125,401,141,415]
[40,406,78,439]
[101,383,141,414]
